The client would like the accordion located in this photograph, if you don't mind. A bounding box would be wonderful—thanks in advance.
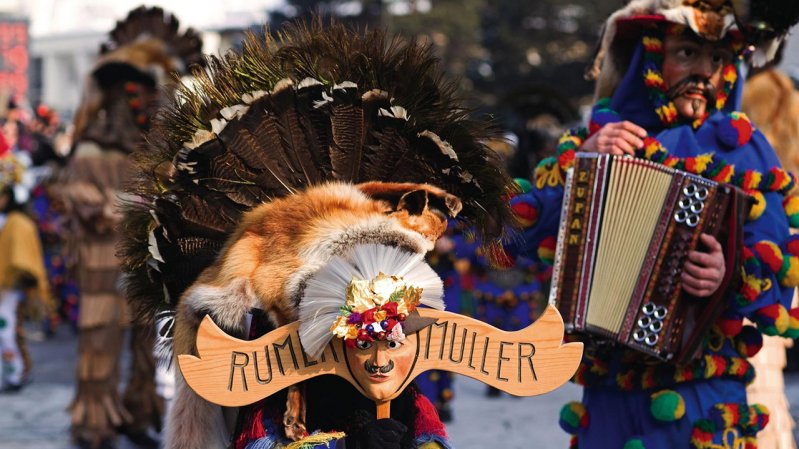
[550,154,750,363]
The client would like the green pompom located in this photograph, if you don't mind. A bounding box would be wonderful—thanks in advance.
[650,390,685,422]
[623,438,646,449]
[514,177,533,193]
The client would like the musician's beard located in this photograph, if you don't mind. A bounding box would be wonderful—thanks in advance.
[667,75,717,121]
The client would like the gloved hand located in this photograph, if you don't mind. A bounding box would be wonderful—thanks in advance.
[357,418,407,449]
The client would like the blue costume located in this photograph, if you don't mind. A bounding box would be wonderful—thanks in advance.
[510,12,799,449]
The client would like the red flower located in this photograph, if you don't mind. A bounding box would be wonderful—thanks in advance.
[362,308,377,324]
[381,302,398,316]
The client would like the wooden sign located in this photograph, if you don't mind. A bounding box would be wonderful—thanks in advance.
[178,305,583,407]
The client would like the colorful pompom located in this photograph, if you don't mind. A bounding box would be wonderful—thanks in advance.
[784,196,799,228]
[559,401,589,434]
[717,112,753,147]
[778,255,799,287]
[753,303,789,336]
[749,404,770,432]
[513,177,532,194]
[590,109,620,129]
[783,308,799,339]
[510,195,538,228]
[746,190,765,221]
[650,390,685,422]
[785,235,799,256]
[734,325,763,358]
[752,241,784,274]
[623,438,646,449]
[538,236,557,265]
[716,313,743,337]
[709,403,742,429]
[534,157,565,190]
[690,419,717,449]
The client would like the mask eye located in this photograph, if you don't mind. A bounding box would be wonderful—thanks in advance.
[387,340,402,350]
[356,340,372,350]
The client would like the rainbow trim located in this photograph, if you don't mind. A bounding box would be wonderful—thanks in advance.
[559,401,589,434]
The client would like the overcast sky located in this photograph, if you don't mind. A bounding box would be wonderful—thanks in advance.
[6,0,284,36]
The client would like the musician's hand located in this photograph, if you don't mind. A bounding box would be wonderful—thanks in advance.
[581,121,647,156]
[682,233,725,297]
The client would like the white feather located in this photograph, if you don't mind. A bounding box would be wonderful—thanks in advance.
[298,244,443,357]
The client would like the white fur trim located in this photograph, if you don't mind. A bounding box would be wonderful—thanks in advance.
[182,278,256,332]
[298,77,323,89]
[242,90,267,104]
[333,81,358,90]
[163,371,229,449]
[210,118,228,136]
[220,104,250,121]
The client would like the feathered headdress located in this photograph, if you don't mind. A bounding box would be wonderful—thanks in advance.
[120,20,513,325]
[72,6,204,153]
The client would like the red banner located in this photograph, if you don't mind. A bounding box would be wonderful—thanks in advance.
[0,20,28,101]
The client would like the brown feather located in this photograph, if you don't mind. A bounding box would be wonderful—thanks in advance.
[329,84,364,182]
[268,80,321,184]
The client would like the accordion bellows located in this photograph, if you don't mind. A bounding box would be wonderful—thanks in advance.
[551,154,749,363]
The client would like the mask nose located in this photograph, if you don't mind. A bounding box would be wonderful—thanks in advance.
[374,347,390,367]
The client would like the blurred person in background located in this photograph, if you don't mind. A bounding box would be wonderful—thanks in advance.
[60,6,204,448]
[741,43,799,449]
[0,133,51,393]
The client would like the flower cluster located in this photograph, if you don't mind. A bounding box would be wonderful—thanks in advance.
[0,152,23,191]
[330,273,422,346]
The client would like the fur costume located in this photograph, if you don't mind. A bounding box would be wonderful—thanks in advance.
[510,1,799,448]
[61,7,203,448]
[119,20,512,449]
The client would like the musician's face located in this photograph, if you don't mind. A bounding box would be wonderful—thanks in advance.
[344,337,418,402]
[662,33,734,120]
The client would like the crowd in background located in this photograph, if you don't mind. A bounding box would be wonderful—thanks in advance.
[0,98,77,391]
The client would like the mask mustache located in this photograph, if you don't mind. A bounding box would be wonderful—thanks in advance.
[364,359,394,375]
[667,75,716,102]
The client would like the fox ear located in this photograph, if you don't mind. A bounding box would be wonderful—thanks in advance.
[182,277,256,332]
[397,189,428,216]
[356,181,462,217]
